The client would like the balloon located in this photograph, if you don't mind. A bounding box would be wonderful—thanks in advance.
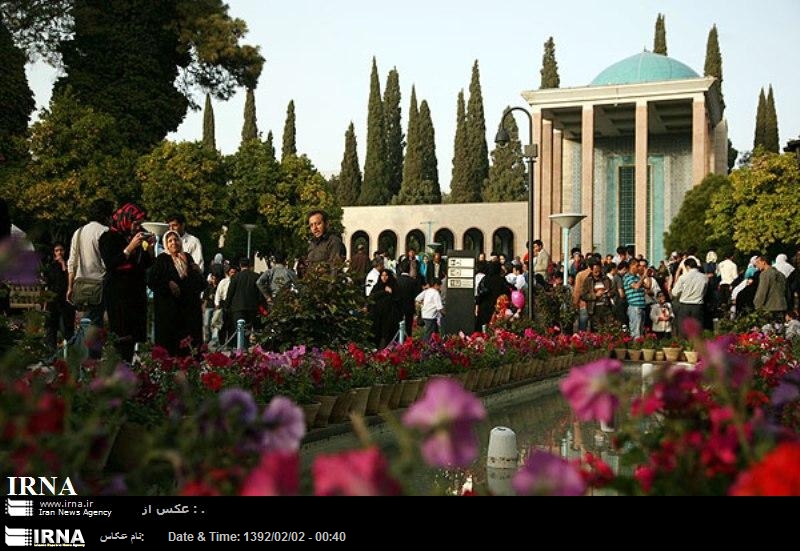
[511,290,525,310]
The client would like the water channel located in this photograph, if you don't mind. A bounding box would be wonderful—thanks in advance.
[299,365,646,495]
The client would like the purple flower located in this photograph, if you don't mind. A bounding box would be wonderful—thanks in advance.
[772,369,800,407]
[402,377,486,468]
[560,358,622,423]
[0,235,41,285]
[258,396,306,452]
[219,388,258,424]
[512,450,586,496]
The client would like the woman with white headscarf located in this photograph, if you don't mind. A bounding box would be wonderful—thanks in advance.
[743,256,759,280]
[147,229,206,356]
[774,254,795,278]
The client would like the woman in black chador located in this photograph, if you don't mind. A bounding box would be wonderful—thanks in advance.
[99,203,154,362]
[147,229,206,356]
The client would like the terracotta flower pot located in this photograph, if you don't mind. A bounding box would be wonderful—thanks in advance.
[662,347,682,363]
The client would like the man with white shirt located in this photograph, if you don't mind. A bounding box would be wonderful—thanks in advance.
[364,257,384,296]
[716,253,738,286]
[671,257,707,336]
[167,213,204,272]
[67,198,112,335]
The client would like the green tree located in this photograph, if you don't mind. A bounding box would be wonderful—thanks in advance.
[397,86,422,204]
[281,99,297,160]
[449,89,470,203]
[359,57,388,205]
[138,140,227,254]
[464,60,488,203]
[708,153,800,254]
[4,0,264,152]
[202,93,216,150]
[1,89,139,242]
[484,109,526,202]
[653,13,667,55]
[227,138,279,223]
[258,155,341,260]
[417,99,441,204]
[539,36,560,89]
[241,87,258,143]
[764,85,779,154]
[727,139,738,173]
[0,17,34,165]
[265,130,275,158]
[703,24,725,113]
[663,173,734,259]
[753,87,766,150]
[383,68,404,200]
[335,122,361,206]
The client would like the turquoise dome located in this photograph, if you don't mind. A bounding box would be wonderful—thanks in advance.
[590,51,699,86]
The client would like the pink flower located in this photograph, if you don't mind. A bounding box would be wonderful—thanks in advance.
[240,451,299,496]
[312,447,401,496]
[512,450,586,496]
[402,378,486,468]
[559,359,622,423]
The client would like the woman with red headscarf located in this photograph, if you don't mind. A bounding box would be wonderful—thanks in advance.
[99,203,155,362]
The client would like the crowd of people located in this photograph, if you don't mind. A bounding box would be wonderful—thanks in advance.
[7,196,800,361]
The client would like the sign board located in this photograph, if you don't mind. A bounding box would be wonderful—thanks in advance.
[441,250,477,336]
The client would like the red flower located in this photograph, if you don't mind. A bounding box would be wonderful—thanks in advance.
[180,481,221,496]
[729,442,800,496]
[151,345,171,361]
[26,394,65,435]
[200,371,224,391]
[580,452,615,488]
[205,352,232,368]
[240,452,299,496]
[634,465,655,493]
[312,447,402,496]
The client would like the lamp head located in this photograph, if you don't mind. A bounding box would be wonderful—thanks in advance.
[495,127,510,147]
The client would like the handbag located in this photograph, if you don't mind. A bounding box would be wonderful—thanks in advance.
[71,226,104,309]
[72,277,103,309]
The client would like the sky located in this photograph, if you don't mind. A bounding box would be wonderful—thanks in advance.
[25,0,800,192]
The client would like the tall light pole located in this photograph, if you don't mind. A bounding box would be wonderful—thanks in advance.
[242,223,257,262]
[550,213,587,287]
[496,107,538,320]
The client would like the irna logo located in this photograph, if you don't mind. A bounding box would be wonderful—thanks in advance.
[5,527,86,547]
[6,477,77,496]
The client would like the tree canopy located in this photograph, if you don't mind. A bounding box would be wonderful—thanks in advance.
[202,93,216,150]
[383,68,404,201]
[484,109,526,202]
[241,87,258,143]
[335,122,362,206]
[282,99,297,160]
[0,16,34,165]
[708,153,800,254]
[663,173,734,259]
[359,57,388,205]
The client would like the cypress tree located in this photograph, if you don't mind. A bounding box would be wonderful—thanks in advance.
[703,24,725,113]
[539,37,560,89]
[484,108,526,202]
[241,87,258,143]
[653,14,667,55]
[383,68,404,200]
[359,57,389,205]
[464,60,488,203]
[265,130,275,159]
[753,87,766,150]
[281,99,297,160]
[0,17,35,164]
[449,90,471,202]
[418,99,441,204]
[764,85,779,153]
[337,122,362,206]
[202,93,216,150]
[398,86,422,204]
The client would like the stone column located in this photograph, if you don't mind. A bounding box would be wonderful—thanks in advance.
[541,119,553,251]
[532,108,543,242]
[692,94,708,186]
[635,100,648,259]
[551,129,564,262]
[580,104,594,253]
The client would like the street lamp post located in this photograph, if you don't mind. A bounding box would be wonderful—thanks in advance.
[496,107,538,320]
[242,223,257,262]
[549,213,587,287]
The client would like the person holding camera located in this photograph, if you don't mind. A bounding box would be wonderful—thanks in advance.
[99,203,155,362]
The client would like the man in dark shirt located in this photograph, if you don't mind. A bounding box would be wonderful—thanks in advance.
[305,209,344,274]
[43,242,76,352]
[224,257,262,342]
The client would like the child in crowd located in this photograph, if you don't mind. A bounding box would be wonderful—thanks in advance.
[650,291,674,341]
